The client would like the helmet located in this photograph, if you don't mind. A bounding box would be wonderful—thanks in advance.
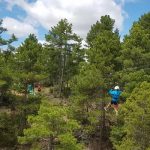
[114,86,119,90]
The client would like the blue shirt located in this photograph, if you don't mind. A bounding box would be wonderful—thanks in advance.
[27,84,33,93]
[109,89,122,102]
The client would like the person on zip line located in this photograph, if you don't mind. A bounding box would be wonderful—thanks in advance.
[104,85,122,115]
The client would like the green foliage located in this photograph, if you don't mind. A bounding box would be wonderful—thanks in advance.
[16,34,43,73]
[45,19,84,96]
[71,64,104,95]
[119,12,150,97]
[70,64,103,121]
[87,15,121,87]
[0,79,6,87]
[86,15,115,47]
[0,19,17,46]
[0,67,13,90]
[18,99,83,149]
[111,82,150,150]
[69,15,122,149]
[110,13,150,150]
[0,112,17,147]
[0,19,17,105]
[58,133,84,150]
[11,34,47,97]
[0,13,150,150]
[17,95,41,115]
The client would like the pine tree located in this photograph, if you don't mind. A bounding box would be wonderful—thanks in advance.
[0,19,18,149]
[11,34,45,136]
[18,99,84,150]
[111,82,150,150]
[111,12,150,150]
[87,15,115,48]
[119,12,150,98]
[14,34,46,94]
[0,19,17,101]
[0,19,17,47]
[44,19,84,97]
[70,15,121,149]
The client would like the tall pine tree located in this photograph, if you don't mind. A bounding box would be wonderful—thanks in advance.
[44,19,84,97]
[70,15,121,149]
[119,12,150,98]
[111,12,150,150]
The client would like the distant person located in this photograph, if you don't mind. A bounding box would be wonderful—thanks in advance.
[27,84,34,94]
[37,84,41,92]
[104,86,122,115]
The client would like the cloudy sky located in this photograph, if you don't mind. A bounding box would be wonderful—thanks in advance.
[0,0,150,45]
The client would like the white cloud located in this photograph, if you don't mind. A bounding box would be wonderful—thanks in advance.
[3,0,128,38]
[38,40,47,45]
[2,17,37,38]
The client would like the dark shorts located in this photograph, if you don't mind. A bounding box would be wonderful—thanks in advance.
[111,101,118,105]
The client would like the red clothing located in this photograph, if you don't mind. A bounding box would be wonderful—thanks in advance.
[37,85,41,92]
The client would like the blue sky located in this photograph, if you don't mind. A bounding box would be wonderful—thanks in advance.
[0,0,150,46]
[121,0,150,37]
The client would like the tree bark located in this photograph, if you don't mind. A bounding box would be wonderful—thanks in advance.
[48,136,53,150]
[99,90,106,150]
[59,52,65,98]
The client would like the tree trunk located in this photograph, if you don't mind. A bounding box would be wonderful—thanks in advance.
[99,90,106,150]
[59,43,67,98]
[59,52,65,98]
[48,137,53,150]
[19,83,28,135]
